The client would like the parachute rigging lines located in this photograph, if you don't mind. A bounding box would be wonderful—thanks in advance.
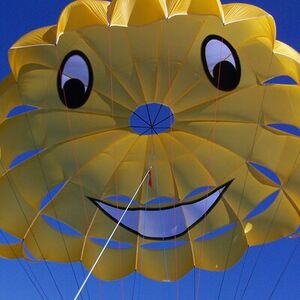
[74,168,152,300]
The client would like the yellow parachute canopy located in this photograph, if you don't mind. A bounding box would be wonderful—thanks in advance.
[0,0,299,281]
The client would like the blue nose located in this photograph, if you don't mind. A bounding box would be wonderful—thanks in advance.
[129,103,175,135]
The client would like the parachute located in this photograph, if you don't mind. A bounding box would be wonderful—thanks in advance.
[0,0,299,284]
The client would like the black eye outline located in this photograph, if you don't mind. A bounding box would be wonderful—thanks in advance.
[57,50,93,109]
[201,35,241,91]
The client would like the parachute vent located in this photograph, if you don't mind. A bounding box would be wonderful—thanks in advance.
[42,215,82,237]
[244,190,280,220]
[7,105,38,118]
[248,162,281,186]
[9,149,44,169]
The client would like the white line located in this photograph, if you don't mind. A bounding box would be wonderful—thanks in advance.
[74,167,152,300]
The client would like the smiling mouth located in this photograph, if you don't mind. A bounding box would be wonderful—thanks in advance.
[88,180,233,240]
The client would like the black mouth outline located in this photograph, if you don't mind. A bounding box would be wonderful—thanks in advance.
[88,179,233,240]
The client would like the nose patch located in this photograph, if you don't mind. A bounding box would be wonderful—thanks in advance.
[129,103,175,135]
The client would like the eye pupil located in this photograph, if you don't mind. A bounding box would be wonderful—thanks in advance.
[212,61,239,91]
[62,78,86,109]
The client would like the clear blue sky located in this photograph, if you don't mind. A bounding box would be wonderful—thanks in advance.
[0,1,299,299]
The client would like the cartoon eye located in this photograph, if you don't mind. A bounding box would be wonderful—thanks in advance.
[201,35,241,91]
[57,50,93,109]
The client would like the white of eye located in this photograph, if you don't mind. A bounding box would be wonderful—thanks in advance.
[61,54,89,91]
[205,39,236,76]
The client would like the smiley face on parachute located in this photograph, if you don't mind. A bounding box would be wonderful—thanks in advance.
[0,0,299,281]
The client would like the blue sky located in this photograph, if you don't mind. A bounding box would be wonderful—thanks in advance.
[0,0,300,299]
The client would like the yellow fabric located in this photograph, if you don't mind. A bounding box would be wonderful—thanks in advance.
[270,41,300,84]
[9,26,58,78]
[0,244,23,259]
[0,0,299,281]
[57,0,109,38]
[0,75,22,123]
[109,0,167,26]
[168,0,223,20]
